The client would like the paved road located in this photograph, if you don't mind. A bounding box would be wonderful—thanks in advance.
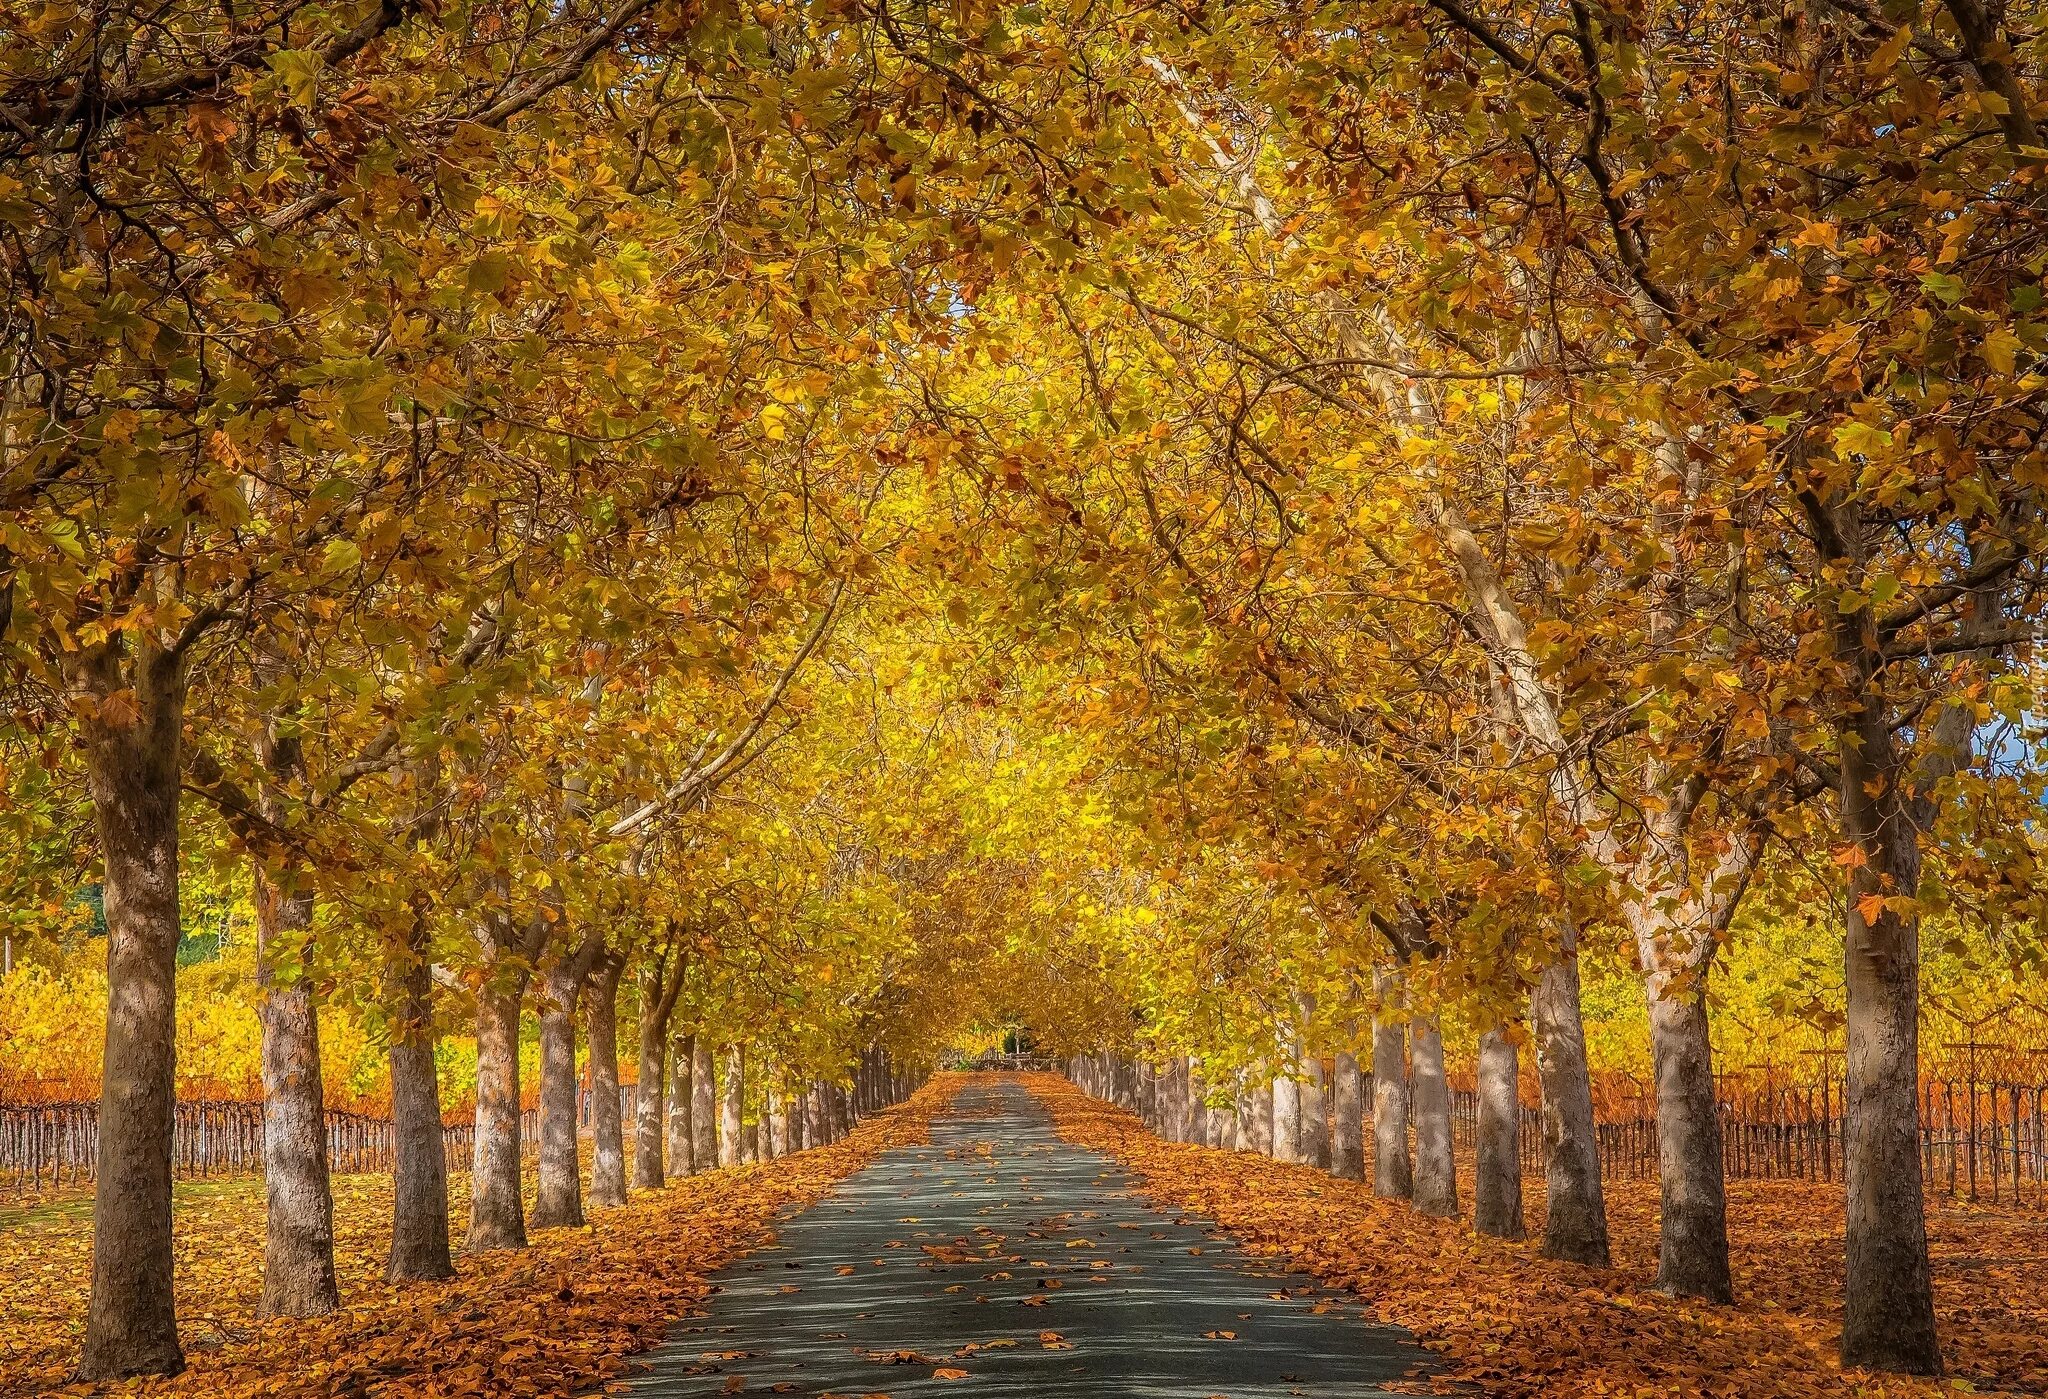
[630,1077,1432,1398]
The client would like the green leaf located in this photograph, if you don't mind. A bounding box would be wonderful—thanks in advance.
[267,50,323,110]
[1920,271,1966,305]
[321,538,362,575]
[466,252,513,296]
[1832,421,1893,458]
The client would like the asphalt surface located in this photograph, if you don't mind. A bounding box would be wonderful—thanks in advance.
[628,1076,1433,1398]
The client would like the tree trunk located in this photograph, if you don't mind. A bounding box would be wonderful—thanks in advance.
[1474,1028,1525,1240]
[467,983,528,1251]
[1411,1016,1457,1217]
[634,973,671,1190]
[1331,1049,1366,1182]
[530,956,588,1229]
[1838,716,1940,1370]
[692,1038,718,1167]
[78,648,187,1380]
[1245,1074,1274,1154]
[1372,997,1413,1200]
[674,1033,701,1171]
[1272,1070,1301,1163]
[1645,987,1730,1300]
[587,953,626,1209]
[386,939,453,1282]
[253,853,338,1316]
[1181,1059,1205,1143]
[720,1046,744,1167]
[1530,944,1609,1266]
[1299,1057,1331,1169]
[675,1032,700,1179]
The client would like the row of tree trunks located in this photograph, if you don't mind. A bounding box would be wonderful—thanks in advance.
[66,619,910,1378]
[1067,961,1609,1262]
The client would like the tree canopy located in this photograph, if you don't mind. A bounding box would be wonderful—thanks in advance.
[6,0,2048,1383]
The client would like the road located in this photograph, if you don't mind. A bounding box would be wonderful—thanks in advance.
[630,1076,1433,1398]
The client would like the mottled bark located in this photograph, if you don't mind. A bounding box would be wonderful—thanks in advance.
[667,1032,693,1173]
[1841,886,1938,1367]
[1834,623,1942,1371]
[1245,1075,1275,1155]
[691,1038,718,1166]
[1646,988,1730,1300]
[1372,996,1413,1200]
[635,1029,668,1189]
[1411,1017,1457,1217]
[253,843,338,1317]
[531,939,597,1230]
[1299,1058,1331,1170]
[1331,1049,1366,1182]
[1271,1071,1301,1163]
[79,645,186,1380]
[1530,945,1609,1266]
[467,982,528,1251]
[385,940,452,1282]
[719,1046,744,1168]
[586,953,627,1209]
[1474,1028,1525,1240]
[633,952,685,1190]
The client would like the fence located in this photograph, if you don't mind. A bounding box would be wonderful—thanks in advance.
[1448,1073,2048,1206]
[0,1099,540,1200]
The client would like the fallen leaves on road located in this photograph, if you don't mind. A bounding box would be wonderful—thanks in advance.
[0,1079,951,1398]
[1023,1071,2048,1398]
